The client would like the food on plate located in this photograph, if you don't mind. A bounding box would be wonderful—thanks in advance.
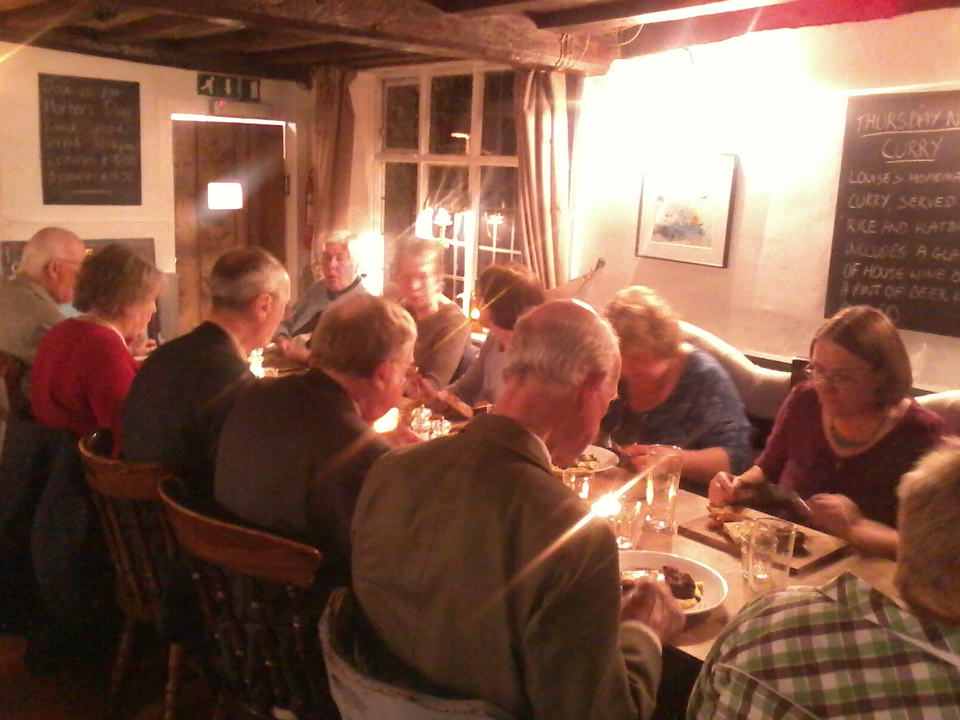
[551,451,602,474]
[621,565,704,610]
[707,503,747,530]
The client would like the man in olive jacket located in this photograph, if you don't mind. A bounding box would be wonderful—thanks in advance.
[352,300,684,720]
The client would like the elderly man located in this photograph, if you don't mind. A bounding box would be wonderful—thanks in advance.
[0,227,86,423]
[351,300,684,720]
[274,230,368,364]
[215,294,417,585]
[688,438,960,720]
[122,248,290,498]
[394,237,471,390]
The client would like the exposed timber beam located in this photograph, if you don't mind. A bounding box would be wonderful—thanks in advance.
[117,0,617,74]
[532,0,798,33]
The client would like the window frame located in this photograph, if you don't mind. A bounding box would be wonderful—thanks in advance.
[373,61,520,314]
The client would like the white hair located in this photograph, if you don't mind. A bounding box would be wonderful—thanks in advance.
[504,300,619,388]
[897,438,960,608]
[208,247,290,310]
[19,227,82,277]
[313,229,361,270]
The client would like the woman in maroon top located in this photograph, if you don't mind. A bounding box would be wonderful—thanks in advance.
[31,243,164,452]
[711,306,943,558]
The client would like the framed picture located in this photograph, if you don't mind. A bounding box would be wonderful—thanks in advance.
[635,153,737,267]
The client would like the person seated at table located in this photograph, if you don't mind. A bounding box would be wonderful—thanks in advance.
[0,227,86,629]
[215,294,418,587]
[600,286,752,485]
[123,248,290,498]
[273,229,368,365]
[351,300,685,720]
[417,263,545,418]
[25,243,163,670]
[709,305,943,558]
[392,236,471,391]
[690,437,960,720]
[31,242,165,454]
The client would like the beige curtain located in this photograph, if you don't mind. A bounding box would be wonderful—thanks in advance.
[311,66,357,241]
[515,70,583,290]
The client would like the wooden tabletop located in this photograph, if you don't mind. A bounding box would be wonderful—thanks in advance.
[588,474,897,661]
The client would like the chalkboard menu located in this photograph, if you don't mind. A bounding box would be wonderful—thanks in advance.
[825,89,960,337]
[39,74,142,206]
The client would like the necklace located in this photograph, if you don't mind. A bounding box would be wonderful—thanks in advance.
[828,411,889,451]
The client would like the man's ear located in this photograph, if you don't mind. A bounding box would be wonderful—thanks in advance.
[577,370,607,407]
[369,360,393,390]
[252,292,273,321]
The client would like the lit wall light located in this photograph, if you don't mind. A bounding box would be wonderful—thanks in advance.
[207,182,243,210]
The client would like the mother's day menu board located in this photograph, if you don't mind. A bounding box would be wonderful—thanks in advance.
[39,73,142,206]
[825,89,960,337]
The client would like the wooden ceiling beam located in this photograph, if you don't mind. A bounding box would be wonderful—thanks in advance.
[0,0,92,25]
[95,13,224,41]
[426,0,588,15]
[174,28,325,53]
[117,0,617,74]
[0,23,311,81]
[532,0,797,32]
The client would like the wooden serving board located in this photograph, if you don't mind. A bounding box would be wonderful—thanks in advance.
[678,513,850,576]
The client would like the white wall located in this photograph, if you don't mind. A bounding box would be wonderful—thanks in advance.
[572,8,960,392]
[0,42,313,333]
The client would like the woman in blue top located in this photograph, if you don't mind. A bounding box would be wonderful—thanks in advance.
[600,286,752,485]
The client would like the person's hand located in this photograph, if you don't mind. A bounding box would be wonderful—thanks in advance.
[382,425,422,447]
[408,373,439,404]
[621,579,685,644]
[807,493,863,539]
[128,335,157,358]
[436,390,474,420]
[275,335,291,354]
[617,443,650,470]
[708,471,738,506]
[277,335,310,365]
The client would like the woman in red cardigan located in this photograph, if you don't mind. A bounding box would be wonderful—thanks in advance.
[31,242,165,453]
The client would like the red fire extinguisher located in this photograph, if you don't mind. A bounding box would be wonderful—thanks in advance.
[302,168,316,250]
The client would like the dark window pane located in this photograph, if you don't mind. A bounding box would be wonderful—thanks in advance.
[383,82,419,151]
[383,162,418,240]
[430,75,472,155]
[481,71,516,156]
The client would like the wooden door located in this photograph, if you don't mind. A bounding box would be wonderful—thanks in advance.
[173,120,286,335]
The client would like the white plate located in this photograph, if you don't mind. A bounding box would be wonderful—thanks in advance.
[573,445,619,472]
[619,550,728,615]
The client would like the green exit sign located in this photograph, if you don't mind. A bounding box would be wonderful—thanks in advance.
[197,73,260,102]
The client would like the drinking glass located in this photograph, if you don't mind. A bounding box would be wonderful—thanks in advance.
[746,518,796,593]
[636,445,683,536]
[562,468,594,500]
[590,491,640,549]
[734,518,756,579]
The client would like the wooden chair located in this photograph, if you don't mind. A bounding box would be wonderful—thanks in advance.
[0,349,30,432]
[78,433,182,720]
[158,480,336,720]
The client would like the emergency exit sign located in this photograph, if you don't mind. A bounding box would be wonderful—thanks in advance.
[197,73,260,102]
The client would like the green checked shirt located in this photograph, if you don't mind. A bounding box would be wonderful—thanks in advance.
[688,573,960,720]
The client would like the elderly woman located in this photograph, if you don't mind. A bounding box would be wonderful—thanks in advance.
[31,243,164,452]
[394,237,471,390]
[422,263,545,417]
[600,286,752,484]
[710,305,943,557]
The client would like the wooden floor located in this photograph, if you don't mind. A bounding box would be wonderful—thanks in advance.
[0,632,236,720]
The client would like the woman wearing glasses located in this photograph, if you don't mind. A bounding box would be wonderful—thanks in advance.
[710,305,942,557]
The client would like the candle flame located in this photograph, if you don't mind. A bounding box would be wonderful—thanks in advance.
[373,407,399,433]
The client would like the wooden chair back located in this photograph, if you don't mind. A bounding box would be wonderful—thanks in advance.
[0,349,30,422]
[158,480,332,719]
[78,432,177,621]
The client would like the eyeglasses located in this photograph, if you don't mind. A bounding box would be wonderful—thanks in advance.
[804,363,869,388]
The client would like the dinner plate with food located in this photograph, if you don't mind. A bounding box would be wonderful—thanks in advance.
[619,550,728,615]
[554,445,619,473]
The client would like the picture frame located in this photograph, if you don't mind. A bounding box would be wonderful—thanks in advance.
[635,153,737,267]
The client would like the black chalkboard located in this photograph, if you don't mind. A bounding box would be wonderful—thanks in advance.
[39,74,142,206]
[825,89,960,337]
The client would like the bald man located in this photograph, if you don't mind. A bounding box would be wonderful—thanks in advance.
[0,227,87,417]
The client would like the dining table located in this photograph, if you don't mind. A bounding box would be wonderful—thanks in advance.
[587,471,898,662]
